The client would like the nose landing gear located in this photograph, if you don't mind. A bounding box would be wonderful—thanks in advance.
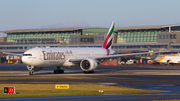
[27,65,35,75]
[29,71,34,75]
[27,65,43,75]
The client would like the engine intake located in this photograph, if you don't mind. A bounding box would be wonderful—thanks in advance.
[80,58,97,71]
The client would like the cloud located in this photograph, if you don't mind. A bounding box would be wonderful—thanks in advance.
[42,21,89,29]
[174,22,180,25]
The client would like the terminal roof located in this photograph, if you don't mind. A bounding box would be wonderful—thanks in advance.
[1,25,180,33]
[0,27,108,33]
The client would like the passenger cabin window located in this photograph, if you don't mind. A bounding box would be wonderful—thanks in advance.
[23,54,32,56]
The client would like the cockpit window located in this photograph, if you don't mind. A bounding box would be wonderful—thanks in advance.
[23,54,32,56]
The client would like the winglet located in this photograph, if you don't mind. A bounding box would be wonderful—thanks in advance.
[102,21,115,49]
[148,46,157,59]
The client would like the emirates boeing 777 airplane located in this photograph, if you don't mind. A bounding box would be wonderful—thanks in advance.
[3,21,171,75]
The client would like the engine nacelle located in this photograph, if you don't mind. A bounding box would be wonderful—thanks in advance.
[167,60,171,63]
[80,58,97,71]
[27,65,43,71]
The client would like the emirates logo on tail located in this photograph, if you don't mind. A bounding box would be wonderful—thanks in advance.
[102,21,115,49]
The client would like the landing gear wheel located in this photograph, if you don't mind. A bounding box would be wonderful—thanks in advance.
[54,70,64,74]
[29,71,34,75]
[170,63,175,66]
[84,71,94,74]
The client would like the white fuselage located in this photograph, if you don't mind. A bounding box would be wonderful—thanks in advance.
[22,47,113,67]
[155,55,180,63]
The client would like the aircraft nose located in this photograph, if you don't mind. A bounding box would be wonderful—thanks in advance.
[22,56,30,65]
[21,56,26,64]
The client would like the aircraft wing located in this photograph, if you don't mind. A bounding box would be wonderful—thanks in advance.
[113,50,140,54]
[69,50,172,63]
[95,50,171,60]
[2,52,23,57]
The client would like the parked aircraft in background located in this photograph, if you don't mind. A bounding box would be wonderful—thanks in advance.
[3,22,171,75]
[148,46,180,65]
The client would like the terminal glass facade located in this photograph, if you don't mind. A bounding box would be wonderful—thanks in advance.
[117,29,167,43]
[6,28,109,44]
[6,31,81,44]
[3,25,180,45]
[171,26,180,31]
[3,25,180,53]
[82,28,109,35]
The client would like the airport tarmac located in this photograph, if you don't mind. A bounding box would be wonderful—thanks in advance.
[1,63,180,100]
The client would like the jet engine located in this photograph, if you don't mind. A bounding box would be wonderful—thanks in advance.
[27,65,43,71]
[80,58,97,72]
[167,60,171,63]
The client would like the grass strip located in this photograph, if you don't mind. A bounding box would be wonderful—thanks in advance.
[0,76,97,79]
[0,84,163,98]
[0,73,21,75]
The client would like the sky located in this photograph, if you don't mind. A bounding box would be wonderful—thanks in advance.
[0,0,180,37]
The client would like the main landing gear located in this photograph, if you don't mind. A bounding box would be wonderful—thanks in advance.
[84,70,94,74]
[54,66,64,74]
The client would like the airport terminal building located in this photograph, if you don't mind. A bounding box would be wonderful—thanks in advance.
[1,25,180,53]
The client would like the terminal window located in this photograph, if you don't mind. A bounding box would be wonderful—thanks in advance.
[80,38,94,42]
[170,34,176,39]
[158,34,169,39]
[158,35,161,39]
[166,34,169,39]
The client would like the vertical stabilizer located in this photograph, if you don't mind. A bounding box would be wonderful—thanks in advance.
[102,21,115,49]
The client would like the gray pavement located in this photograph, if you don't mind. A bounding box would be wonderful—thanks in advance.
[1,94,180,101]
[1,64,180,100]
